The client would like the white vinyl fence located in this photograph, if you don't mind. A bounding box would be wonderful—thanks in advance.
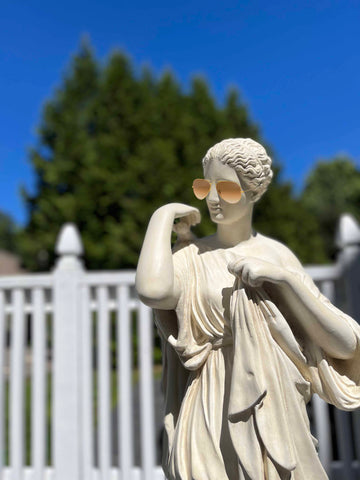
[0,214,360,480]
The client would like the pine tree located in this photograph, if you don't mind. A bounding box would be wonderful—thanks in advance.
[19,41,327,270]
[301,156,360,259]
[0,211,18,253]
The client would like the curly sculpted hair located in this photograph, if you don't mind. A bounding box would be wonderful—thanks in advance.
[202,138,273,202]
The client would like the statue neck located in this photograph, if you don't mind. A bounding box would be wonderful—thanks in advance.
[216,208,254,248]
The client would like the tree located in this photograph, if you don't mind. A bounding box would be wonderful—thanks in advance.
[0,211,18,253]
[19,40,327,270]
[254,172,328,264]
[301,156,360,259]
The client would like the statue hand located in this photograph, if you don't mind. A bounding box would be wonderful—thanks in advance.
[228,256,287,288]
[157,203,201,226]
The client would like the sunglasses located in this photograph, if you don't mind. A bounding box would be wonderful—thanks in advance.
[192,178,246,204]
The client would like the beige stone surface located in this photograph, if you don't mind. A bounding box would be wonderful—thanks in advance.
[136,139,360,480]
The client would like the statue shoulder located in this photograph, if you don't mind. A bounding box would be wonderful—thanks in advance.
[256,233,304,270]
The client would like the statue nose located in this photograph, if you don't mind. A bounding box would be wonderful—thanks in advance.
[207,184,220,203]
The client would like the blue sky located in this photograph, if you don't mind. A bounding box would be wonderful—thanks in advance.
[1,0,359,224]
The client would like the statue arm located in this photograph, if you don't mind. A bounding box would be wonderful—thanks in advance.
[229,248,357,360]
[135,203,200,310]
[275,267,357,360]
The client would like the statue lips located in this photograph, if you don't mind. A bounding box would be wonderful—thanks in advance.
[209,206,222,215]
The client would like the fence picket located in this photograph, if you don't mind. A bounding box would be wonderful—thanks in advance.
[320,280,336,303]
[138,303,156,480]
[10,289,25,480]
[334,409,355,479]
[312,394,332,474]
[97,286,111,479]
[117,284,134,479]
[313,279,336,473]
[353,410,360,461]
[0,290,5,472]
[31,288,47,479]
[80,285,94,479]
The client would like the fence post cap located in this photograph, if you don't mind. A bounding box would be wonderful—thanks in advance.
[55,223,84,256]
[335,213,360,249]
[54,223,84,270]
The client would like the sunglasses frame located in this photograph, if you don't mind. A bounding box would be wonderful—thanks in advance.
[192,178,249,204]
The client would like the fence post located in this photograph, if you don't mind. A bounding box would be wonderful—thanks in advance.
[53,223,84,480]
[336,213,360,320]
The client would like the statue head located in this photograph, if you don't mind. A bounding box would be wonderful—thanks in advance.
[202,138,273,203]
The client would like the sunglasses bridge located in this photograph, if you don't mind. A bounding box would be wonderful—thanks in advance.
[192,179,250,204]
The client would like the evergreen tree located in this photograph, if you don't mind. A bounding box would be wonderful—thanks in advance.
[0,211,18,253]
[254,175,328,264]
[19,41,327,270]
[301,156,360,259]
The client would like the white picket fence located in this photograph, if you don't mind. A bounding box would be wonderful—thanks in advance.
[0,214,360,480]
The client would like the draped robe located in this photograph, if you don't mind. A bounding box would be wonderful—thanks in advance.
[154,235,360,480]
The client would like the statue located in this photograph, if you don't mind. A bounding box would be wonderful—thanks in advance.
[136,138,360,479]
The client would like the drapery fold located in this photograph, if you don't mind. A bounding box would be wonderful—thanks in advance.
[154,241,360,479]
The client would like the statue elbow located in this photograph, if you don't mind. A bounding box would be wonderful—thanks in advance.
[135,280,176,310]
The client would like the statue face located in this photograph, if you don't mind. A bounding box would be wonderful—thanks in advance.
[203,158,253,225]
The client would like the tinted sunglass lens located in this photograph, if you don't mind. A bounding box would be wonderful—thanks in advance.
[216,181,242,203]
[192,179,211,200]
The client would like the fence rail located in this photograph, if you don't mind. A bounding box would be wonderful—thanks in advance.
[1,215,360,480]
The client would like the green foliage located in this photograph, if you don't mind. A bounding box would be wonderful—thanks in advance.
[254,172,328,264]
[301,156,360,259]
[19,40,327,270]
[0,211,18,253]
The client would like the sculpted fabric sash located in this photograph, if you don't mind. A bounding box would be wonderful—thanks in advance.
[227,276,360,478]
[156,243,360,479]
[228,281,298,475]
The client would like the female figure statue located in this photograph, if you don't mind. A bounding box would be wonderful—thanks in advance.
[136,138,360,480]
